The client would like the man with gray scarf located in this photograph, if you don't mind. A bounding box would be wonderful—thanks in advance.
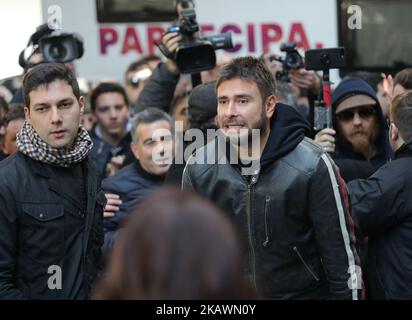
[0,63,106,299]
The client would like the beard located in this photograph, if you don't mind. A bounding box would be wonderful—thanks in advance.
[346,125,380,159]
[217,108,267,162]
[219,108,267,143]
[351,134,373,155]
[243,109,266,146]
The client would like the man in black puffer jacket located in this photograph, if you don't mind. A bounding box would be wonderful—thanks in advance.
[183,56,362,299]
[348,92,412,299]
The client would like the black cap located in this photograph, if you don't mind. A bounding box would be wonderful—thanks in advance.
[188,81,217,124]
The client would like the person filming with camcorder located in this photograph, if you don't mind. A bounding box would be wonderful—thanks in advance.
[11,23,84,104]
[262,42,321,122]
[156,0,233,77]
[137,0,234,115]
[263,42,321,91]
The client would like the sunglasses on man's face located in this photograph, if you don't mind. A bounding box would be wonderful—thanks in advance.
[127,68,152,88]
[335,106,376,122]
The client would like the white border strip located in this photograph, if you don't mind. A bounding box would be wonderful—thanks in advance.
[321,154,358,300]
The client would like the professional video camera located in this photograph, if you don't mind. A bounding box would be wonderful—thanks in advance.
[271,42,304,82]
[162,1,233,74]
[19,23,84,69]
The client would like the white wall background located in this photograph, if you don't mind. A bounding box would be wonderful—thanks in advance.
[0,0,42,79]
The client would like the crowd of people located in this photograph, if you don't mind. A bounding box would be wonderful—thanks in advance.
[0,15,412,300]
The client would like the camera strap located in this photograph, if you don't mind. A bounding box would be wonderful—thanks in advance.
[155,41,173,59]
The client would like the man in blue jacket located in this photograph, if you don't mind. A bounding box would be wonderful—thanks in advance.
[101,108,173,256]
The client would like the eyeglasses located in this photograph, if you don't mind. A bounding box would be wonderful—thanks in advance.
[127,68,152,88]
[335,106,376,122]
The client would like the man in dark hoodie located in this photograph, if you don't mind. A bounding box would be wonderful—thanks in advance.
[182,56,361,299]
[315,78,393,181]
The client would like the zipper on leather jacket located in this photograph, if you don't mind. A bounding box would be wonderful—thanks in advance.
[262,195,270,247]
[293,246,320,281]
[247,184,257,289]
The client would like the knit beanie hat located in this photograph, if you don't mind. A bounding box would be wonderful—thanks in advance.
[188,81,217,124]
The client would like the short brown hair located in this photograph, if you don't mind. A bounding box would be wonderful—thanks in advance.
[393,68,412,90]
[390,91,412,141]
[216,56,276,102]
[90,82,129,112]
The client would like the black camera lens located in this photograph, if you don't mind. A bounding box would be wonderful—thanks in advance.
[286,53,301,69]
[176,42,216,74]
[49,43,67,60]
[206,33,233,50]
[39,33,84,63]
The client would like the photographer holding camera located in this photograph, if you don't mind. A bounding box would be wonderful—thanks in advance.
[135,30,183,114]
[11,23,84,104]
[263,43,321,121]
[137,0,232,115]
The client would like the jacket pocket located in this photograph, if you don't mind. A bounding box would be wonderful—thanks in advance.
[22,203,64,222]
[293,246,320,282]
[21,203,65,265]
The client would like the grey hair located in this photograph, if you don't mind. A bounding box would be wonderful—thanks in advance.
[131,107,174,143]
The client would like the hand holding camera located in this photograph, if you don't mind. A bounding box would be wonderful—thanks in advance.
[263,52,283,77]
[157,31,182,74]
[264,42,320,92]
[269,42,304,82]
[305,47,346,133]
[289,68,321,92]
[314,128,336,153]
[157,1,233,74]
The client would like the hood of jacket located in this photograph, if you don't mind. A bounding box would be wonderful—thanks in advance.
[260,103,311,167]
[331,78,393,167]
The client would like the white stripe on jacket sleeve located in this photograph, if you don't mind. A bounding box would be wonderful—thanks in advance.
[321,154,359,300]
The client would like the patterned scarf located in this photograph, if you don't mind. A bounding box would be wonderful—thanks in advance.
[16,120,93,167]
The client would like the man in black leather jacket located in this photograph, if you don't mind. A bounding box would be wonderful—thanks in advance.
[348,92,412,299]
[183,56,362,299]
[0,63,105,299]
